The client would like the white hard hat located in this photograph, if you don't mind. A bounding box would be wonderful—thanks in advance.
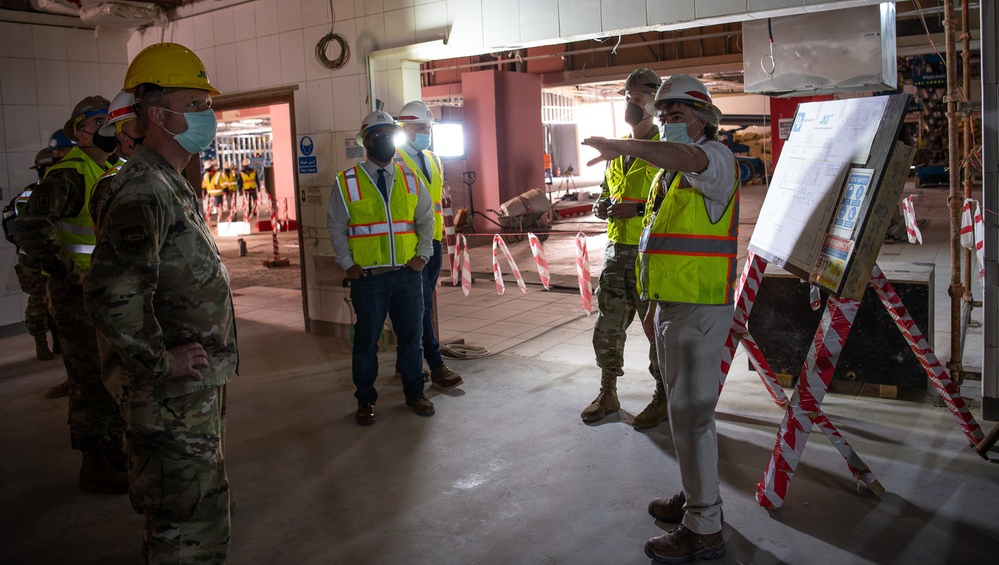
[356,111,400,143]
[98,91,137,137]
[396,100,435,124]
[646,74,723,124]
[203,159,215,168]
[617,67,662,96]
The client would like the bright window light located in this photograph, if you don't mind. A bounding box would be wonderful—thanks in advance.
[432,122,465,159]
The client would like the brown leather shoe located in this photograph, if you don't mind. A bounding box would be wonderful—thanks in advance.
[645,525,725,564]
[356,403,376,426]
[649,491,685,523]
[405,395,435,416]
[430,364,463,390]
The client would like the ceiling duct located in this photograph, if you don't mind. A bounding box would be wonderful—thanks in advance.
[28,0,80,16]
[79,1,162,27]
[743,3,897,97]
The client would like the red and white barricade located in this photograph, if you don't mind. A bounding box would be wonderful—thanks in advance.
[492,234,527,295]
[575,232,592,314]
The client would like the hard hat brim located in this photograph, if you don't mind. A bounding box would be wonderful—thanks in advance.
[646,100,724,125]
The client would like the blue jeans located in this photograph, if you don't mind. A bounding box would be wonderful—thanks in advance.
[350,267,425,403]
[422,239,445,369]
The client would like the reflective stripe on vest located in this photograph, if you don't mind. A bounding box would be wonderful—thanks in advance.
[606,131,660,245]
[43,146,104,271]
[638,158,740,305]
[337,164,421,268]
[395,148,444,240]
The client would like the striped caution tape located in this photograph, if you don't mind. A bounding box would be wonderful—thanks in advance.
[450,234,472,296]
[961,198,985,287]
[528,233,550,290]
[492,234,527,295]
[901,195,922,244]
[575,232,592,314]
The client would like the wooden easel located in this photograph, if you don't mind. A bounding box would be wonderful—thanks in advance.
[719,94,984,509]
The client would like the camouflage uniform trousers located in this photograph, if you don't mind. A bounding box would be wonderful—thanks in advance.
[47,276,126,451]
[14,253,51,336]
[592,241,660,381]
[123,385,230,564]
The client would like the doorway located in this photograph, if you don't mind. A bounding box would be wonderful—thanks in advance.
[181,86,310,330]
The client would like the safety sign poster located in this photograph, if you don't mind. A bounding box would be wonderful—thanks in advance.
[830,168,874,239]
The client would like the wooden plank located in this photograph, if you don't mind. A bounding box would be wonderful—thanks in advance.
[838,141,917,300]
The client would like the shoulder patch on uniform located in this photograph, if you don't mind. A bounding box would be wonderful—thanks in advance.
[109,205,147,225]
[118,224,152,253]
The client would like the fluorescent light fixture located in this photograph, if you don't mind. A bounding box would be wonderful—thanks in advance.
[432,122,465,159]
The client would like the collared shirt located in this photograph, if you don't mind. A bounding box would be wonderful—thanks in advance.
[327,159,434,271]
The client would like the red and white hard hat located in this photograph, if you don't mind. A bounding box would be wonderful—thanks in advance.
[647,74,723,124]
[396,100,435,124]
[98,91,137,136]
[356,110,400,143]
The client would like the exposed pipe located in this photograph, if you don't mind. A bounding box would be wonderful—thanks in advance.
[962,0,975,303]
[945,0,965,385]
[420,31,742,75]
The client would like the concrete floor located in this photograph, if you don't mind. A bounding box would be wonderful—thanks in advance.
[1,181,997,564]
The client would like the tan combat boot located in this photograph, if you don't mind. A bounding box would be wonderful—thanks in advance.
[79,450,128,494]
[632,378,669,430]
[33,334,54,360]
[580,374,620,422]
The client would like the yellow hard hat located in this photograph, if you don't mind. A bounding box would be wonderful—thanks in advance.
[123,42,221,95]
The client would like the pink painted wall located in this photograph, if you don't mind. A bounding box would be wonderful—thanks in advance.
[460,70,544,233]
[270,103,296,220]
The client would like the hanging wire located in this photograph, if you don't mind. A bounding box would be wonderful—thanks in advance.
[761,18,776,77]
[316,0,351,70]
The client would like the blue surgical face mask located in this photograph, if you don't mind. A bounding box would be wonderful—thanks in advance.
[162,108,218,153]
[412,132,431,151]
[660,121,693,144]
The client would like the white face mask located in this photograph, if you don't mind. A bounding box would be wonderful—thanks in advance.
[660,121,694,144]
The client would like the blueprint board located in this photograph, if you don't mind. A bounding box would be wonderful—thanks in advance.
[748,94,911,299]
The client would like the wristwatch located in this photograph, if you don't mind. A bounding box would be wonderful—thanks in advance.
[418,255,430,263]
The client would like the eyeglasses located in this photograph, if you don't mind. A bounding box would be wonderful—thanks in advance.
[365,131,396,141]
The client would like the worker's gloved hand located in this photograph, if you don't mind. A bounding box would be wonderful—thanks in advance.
[593,200,609,220]
[345,265,366,279]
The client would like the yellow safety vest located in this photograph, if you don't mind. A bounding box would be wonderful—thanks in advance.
[605,131,660,245]
[637,164,740,305]
[203,171,223,195]
[43,146,105,271]
[395,149,444,241]
[240,169,258,191]
[219,171,236,191]
[337,164,421,268]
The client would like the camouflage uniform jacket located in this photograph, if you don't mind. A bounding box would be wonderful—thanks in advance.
[12,148,104,283]
[83,144,237,404]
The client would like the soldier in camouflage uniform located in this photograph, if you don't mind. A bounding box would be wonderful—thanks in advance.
[90,90,143,232]
[83,42,235,564]
[582,68,669,430]
[13,96,129,492]
[6,138,75,365]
